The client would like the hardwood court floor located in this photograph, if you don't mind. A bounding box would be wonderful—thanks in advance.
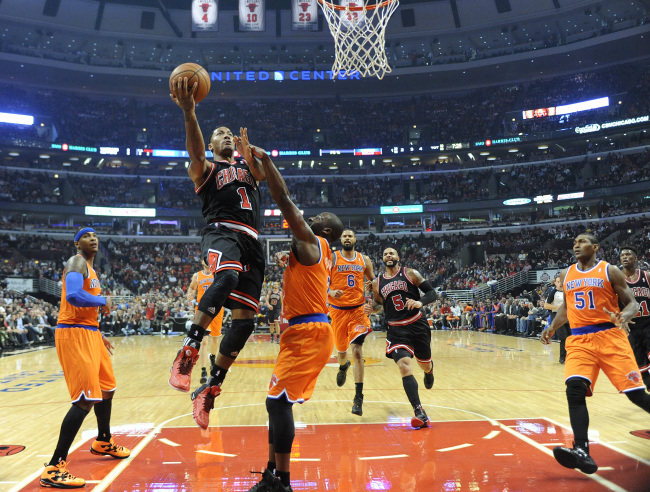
[2,330,649,491]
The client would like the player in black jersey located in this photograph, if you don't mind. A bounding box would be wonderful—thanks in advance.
[620,246,650,389]
[266,283,282,344]
[371,247,438,428]
[169,76,267,429]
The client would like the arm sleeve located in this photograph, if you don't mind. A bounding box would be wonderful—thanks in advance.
[66,272,107,308]
[418,280,438,306]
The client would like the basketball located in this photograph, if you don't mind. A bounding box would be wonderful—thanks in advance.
[169,63,211,103]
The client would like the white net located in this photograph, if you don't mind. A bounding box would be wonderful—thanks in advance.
[318,0,399,80]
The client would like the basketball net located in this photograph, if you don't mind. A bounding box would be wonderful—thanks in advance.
[317,0,399,80]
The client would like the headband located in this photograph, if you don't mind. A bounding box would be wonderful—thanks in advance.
[74,227,97,242]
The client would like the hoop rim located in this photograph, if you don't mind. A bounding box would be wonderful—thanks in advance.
[317,0,396,12]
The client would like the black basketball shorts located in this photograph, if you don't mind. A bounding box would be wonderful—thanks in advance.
[628,326,650,372]
[200,223,265,312]
[385,317,432,363]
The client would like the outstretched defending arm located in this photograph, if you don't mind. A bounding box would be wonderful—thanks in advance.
[250,146,320,266]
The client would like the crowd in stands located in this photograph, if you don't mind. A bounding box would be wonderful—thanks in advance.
[3,208,650,352]
[1,63,649,155]
[1,148,648,215]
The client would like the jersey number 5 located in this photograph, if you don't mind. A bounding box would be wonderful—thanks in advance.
[237,187,252,210]
[392,294,405,311]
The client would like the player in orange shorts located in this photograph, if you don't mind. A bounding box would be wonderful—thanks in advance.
[328,229,375,416]
[246,145,343,492]
[542,233,650,475]
[187,260,224,384]
[40,227,130,489]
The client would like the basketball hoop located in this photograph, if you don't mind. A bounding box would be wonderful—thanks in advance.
[317,0,399,80]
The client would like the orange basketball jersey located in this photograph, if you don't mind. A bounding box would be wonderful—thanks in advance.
[283,236,332,320]
[196,270,214,305]
[195,269,223,335]
[328,251,366,308]
[57,255,102,328]
[564,260,619,332]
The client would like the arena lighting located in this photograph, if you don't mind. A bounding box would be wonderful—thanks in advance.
[149,220,178,225]
[382,159,392,163]
[534,194,553,204]
[39,154,50,159]
[263,209,303,216]
[85,206,156,217]
[410,157,420,161]
[522,97,609,119]
[508,148,518,153]
[538,144,549,150]
[479,151,490,156]
[380,205,423,214]
[487,156,497,160]
[99,147,119,155]
[0,112,34,125]
[140,160,150,165]
[62,162,71,167]
[168,161,177,166]
[503,198,531,206]
[557,191,585,200]
[8,152,19,156]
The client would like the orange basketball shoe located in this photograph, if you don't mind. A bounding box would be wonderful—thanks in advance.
[192,383,221,430]
[169,339,200,392]
[40,461,85,488]
[90,438,131,459]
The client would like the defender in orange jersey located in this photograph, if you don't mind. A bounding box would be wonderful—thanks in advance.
[542,233,650,475]
[329,229,375,416]
[41,227,130,489]
[245,145,343,492]
[187,260,225,384]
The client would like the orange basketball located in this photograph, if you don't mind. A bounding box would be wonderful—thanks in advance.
[169,63,211,103]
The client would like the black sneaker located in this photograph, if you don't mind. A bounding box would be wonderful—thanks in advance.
[200,367,208,385]
[411,405,429,429]
[272,482,293,492]
[553,446,598,474]
[336,361,351,387]
[424,370,434,390]
[352,394,363,416]
[248,468,276,491]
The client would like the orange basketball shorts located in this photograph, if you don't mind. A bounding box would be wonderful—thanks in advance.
[55,326,116,402]
[565,327,645,396]
[268,314,334,403]
[329,305,371,353]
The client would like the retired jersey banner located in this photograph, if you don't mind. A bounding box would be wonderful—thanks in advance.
[292,0,318,31]
[339,0,366,29]
[239,0,265,31]
[192,0,218,31]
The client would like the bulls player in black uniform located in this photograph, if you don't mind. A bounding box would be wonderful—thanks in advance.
[371,247,438,428]
[620,245,650,389]
[169,76,266,429]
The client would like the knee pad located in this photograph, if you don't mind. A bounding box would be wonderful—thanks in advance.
[566,377,589,405]
[391,348,412,363]
[197,270,238,317]
[219,318,255,358]
[266,396,295,454]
